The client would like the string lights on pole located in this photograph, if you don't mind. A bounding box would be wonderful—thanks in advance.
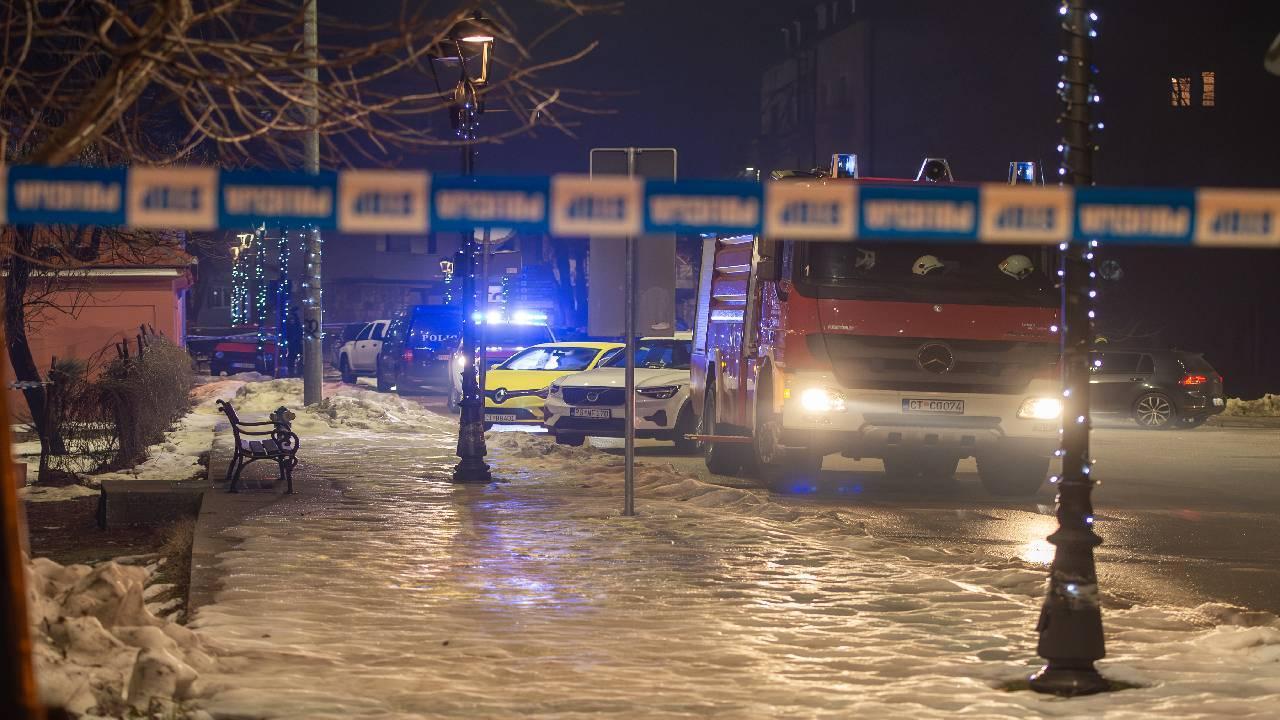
[1030,0,1110,697]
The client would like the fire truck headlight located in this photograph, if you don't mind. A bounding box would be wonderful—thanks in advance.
[799,387,846,413]
[1018,397,1063,420]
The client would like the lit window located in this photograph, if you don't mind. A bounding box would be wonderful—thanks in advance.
[1170,76,1192,107]
[1201,71,1215,107]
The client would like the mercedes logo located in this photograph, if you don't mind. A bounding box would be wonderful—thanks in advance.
[586,391,600,402]
[493,388,508,403]
[916,343,955,374]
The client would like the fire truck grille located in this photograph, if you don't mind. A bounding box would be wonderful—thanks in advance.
[563,387,626,406]
[806,335,1058,394]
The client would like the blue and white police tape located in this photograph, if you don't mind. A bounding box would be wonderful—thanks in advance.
[0,164,1277,247]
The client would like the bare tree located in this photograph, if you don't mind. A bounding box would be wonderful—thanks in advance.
[0,0,616,459]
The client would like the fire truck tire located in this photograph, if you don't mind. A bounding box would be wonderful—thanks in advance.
[375,360,393,393]
[977,452,1050,496]
[702,387,743,475]
[555,433,585,447]
[672,403,700,454]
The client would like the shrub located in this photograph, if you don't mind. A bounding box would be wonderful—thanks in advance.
[96,336,195,469]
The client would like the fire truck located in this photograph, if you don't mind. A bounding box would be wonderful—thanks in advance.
[691,158,1063,495]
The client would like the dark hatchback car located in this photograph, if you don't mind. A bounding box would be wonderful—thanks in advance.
[376,305,464,395]
[1089,348,1225,429]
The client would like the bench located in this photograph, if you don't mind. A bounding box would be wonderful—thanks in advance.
[216,400,300,494]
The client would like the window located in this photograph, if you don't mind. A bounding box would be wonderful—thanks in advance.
[208,286,231,308]
[371,323,385,341]
[1093,352,1141,374]
[1201,71,1215,107]
[355,324,374,341]
[1137,354,1155,374]
[1170,76,1192,107]
[501,346,599,372]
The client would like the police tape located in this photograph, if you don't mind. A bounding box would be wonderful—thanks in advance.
[0,164,1277,247]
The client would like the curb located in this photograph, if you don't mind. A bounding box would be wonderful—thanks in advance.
[187,423,313,613]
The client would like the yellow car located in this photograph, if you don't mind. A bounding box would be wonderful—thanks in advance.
[483,341,623,427]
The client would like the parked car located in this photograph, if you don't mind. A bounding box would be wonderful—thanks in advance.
[543,333,697,451]
[375,305,465,395]
[330,322,366,369]
[335,320,390,383]
[1088,348,1225,429]
[482,341,622,427]
[447,316,558,408]
[210,337,276,376]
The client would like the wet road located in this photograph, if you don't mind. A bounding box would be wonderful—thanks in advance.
[586,421,1280,616]
[410,385,1280,615]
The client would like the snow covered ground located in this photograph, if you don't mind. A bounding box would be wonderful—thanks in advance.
[28,555,222,718]
[181,381,1279,719]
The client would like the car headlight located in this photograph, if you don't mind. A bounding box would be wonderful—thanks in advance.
[636,385,683,400]
[1017,397,1062,420]
[454,353,466,368]
[799,387,846,413]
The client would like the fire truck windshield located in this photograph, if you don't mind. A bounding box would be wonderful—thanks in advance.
[798,242,1057,307]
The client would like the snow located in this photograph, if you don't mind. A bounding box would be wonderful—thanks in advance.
[19,483,101,502]
[184,381,1280,719]
[1223,393,1280,417]
[27,555,220,718]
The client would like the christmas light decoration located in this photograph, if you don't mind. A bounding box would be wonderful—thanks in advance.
[1030,0,1109,697]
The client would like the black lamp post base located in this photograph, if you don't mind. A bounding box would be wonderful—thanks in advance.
[452,457,491,483]
[1029,662,1110,696]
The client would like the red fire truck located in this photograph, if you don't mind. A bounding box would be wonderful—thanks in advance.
[691,162,1062,495]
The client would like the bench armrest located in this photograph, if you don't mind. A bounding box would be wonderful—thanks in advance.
[272,430,301,455]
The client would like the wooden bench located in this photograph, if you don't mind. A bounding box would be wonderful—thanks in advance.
[216,400,300,494]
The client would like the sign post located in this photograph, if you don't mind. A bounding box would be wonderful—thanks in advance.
[588,148,677,517]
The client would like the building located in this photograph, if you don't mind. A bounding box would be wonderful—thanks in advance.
[4,234,195,420]
[753,0,1280,185]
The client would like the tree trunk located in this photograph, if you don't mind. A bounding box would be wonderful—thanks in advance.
[3,227,65,457]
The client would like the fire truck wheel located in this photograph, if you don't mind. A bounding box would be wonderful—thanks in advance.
[375,360,393,393]
[671,403,700,454]
[977,452,1050,496]
[702,387,743,475]
[554,433,585,447]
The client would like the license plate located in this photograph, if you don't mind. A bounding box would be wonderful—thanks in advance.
[231,362,256,369]
[903,398,965,414]
[1212,397,1224,407]
[570,408,611,419]
[485,413,518,422]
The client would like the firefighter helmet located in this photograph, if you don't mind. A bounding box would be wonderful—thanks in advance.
[999,254,1035,280]
[912,254,945,276]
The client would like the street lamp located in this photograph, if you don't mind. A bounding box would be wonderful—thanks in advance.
[448,12,496,484]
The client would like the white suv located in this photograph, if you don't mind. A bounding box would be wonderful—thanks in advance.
[337,320,389,383]
[543,333,696,452]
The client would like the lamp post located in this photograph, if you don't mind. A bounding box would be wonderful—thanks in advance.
[450,13,495,484]
[1030,0,1109,696]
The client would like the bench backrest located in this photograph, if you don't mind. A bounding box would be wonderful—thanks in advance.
[216,400,243,443]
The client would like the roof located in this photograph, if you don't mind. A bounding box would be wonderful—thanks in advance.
[529,341,623,350]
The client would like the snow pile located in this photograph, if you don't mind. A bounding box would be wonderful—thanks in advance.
[27,556,220,718]
[1222,393,1280,417]
[232,378,454,434]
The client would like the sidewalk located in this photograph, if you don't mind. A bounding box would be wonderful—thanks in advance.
[187,381,1280,720]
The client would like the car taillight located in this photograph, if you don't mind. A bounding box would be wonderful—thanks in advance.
[1179,374,1208,386]
[402,349,415,363]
